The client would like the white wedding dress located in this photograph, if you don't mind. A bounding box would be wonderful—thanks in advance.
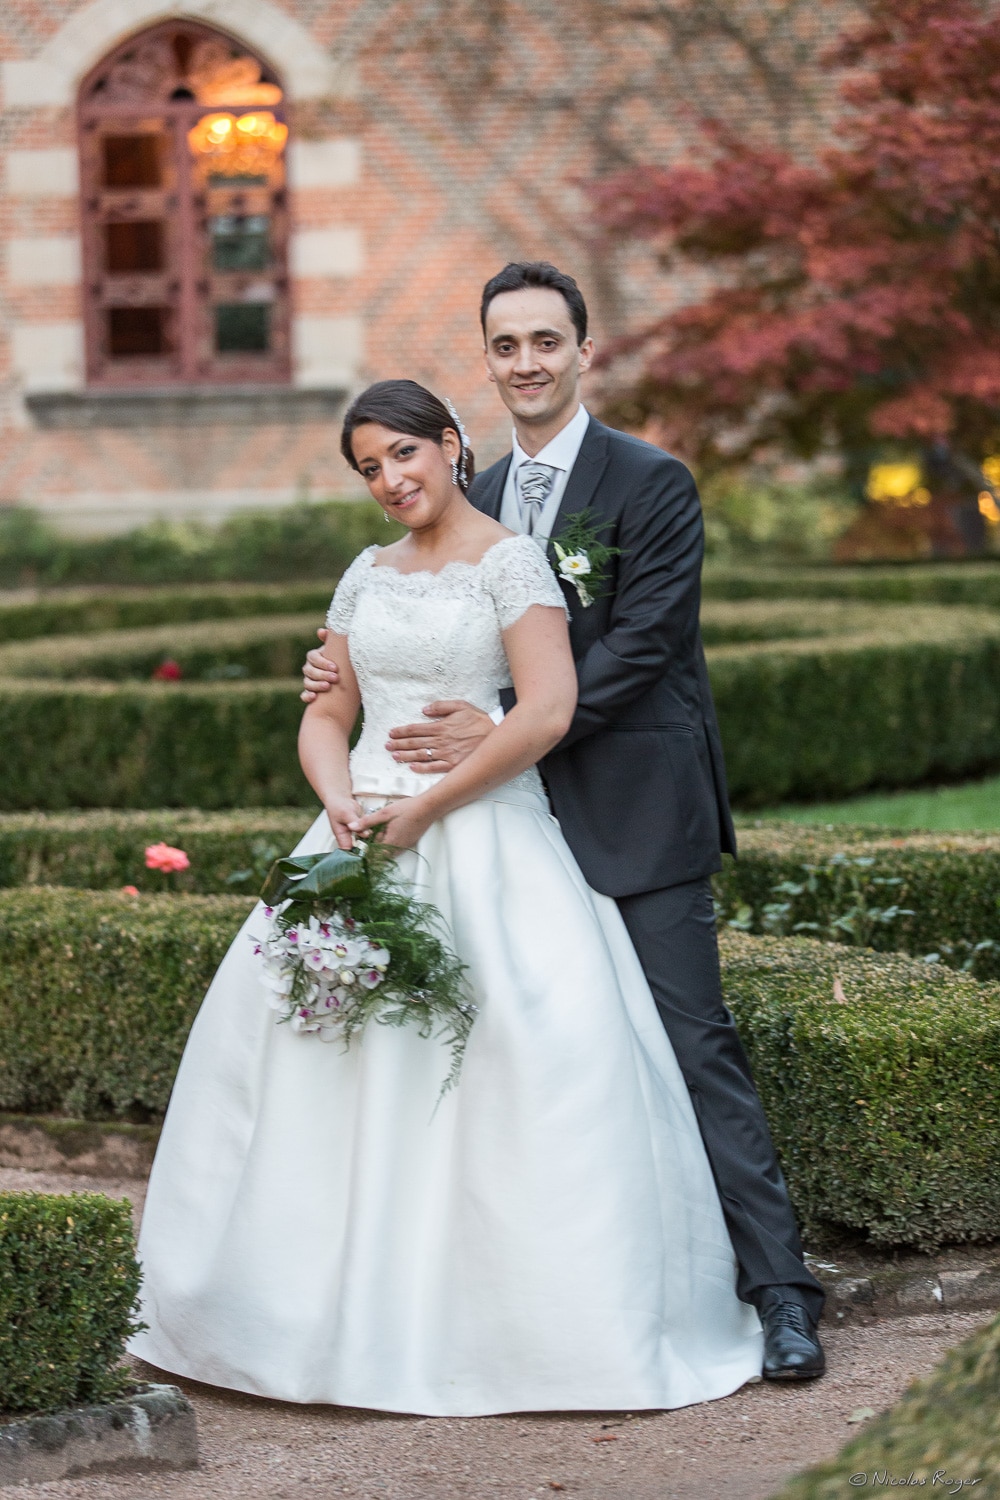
[131,534,762,1414]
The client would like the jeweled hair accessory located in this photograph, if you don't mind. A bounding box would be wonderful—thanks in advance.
[445,398,470,487]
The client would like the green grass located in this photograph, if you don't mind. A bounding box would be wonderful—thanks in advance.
[751,771,1000,830]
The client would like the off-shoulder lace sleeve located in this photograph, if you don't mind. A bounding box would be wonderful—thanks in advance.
[325,547,376,633]
[483,534,570,630]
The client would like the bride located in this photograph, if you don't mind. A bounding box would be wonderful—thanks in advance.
[131,379,762,1415]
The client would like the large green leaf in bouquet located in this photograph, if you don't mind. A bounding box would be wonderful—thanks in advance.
[260,848,370,909]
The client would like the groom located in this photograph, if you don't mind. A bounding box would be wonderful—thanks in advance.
[303,261,826,1379]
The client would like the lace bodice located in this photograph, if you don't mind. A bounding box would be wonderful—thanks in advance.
[326,533,570,799]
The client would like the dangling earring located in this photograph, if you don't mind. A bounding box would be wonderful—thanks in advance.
[383,509,390,524]
[451,458,460,488]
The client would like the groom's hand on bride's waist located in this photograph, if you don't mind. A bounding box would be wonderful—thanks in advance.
[388,702,494,773]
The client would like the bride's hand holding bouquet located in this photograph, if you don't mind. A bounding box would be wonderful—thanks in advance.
[349,796,438,851]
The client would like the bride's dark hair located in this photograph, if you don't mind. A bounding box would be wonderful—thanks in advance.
[340,379,476,492]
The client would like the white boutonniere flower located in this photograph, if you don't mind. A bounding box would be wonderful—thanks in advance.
[553,544,596,607]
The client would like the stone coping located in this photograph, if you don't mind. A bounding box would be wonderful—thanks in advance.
[0,1384,197,1486]
[25,385,347,429]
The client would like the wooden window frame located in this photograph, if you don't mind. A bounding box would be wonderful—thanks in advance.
[78,20,291,389]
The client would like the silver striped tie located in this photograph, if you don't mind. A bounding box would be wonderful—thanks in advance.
[517,462,557,535]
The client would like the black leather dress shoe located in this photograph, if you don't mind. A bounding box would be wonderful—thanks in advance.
[760,1300,826,1380]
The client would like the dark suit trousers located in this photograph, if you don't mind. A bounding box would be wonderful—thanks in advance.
[616,877,825,1322]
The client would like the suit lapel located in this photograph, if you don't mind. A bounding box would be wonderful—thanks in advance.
[472,455,511,521]
[545,417,612,563]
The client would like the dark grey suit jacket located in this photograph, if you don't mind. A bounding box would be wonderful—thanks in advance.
[470,415,736,899]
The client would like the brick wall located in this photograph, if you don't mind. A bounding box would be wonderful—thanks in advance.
[0,0,854,532]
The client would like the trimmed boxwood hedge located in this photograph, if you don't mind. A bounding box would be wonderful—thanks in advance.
[773,1310,1000,1498]
[703,558,1000,608]
[716,824,1000,979]
[708,606,1000,806]
[0,808,312,892]
[2,814,996,979]
[721,929,1000,1250]
[0,612,324,682]
[0,581,335,644]
[0,1192,143,1414]
[1,889,996,1249]
[0,888,251,1118]
[0,680,313,810]
[1,602,998,810]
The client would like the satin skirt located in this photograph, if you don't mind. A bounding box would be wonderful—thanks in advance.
[130,783,762,1414]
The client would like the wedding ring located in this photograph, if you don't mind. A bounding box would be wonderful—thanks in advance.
[425,748,433,760]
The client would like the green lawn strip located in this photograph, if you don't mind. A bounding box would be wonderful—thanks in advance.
[769,1311,1000,1498]
[747,773,1000,831]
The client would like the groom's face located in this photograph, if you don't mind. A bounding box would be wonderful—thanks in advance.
[483,287,594,431]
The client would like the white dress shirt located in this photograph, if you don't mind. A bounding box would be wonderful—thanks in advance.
[499,403,591,546]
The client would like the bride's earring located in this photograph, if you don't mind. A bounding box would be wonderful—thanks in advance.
[383,509,390,524]
[451,459,460,488]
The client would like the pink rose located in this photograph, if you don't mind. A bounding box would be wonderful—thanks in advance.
[144,842,191,873]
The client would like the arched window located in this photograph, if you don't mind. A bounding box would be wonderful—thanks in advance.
[78,21,290,387]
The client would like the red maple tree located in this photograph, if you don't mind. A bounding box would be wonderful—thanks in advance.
[594,0,1000,544]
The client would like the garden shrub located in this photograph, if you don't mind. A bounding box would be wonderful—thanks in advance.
[0,681,313,810]
[715,824,1000,979]
[0,809,312,892]
[0,613,324,681]
[0,499,397,590]
[0,888,251,1119]
[703,558,1000,608]
[720,929,1000,1250]
[708,606,1000,805]
[1,889,996,1250]
[772,1310,1000,1498]
[0,581,335,644]
[0,1192,143,1414]
[1,603,997,810]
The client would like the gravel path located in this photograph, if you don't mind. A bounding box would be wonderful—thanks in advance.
[1,1167,992,1500]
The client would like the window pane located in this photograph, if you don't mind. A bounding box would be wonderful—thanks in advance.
[105,220,165,274]
[103,134,162,189]
[108,307,170,356]
[215,302,270,352]
[210,214,270,271]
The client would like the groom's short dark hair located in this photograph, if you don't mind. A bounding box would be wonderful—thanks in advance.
[480,262,588,345]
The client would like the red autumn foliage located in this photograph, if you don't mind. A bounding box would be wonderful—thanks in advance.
[593,0,1000,483]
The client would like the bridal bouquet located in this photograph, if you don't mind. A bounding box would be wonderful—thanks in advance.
[250,844,474,1093]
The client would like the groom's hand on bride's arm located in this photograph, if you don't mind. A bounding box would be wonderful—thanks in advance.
[300,629,339,703]
[388,701,495,773]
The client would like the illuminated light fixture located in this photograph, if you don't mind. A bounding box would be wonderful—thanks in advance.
[187,111,288,180]
[865,461,931,507]
[978,490,1000,525]
[192,54,283,107]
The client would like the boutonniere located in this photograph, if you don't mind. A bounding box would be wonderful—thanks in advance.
[550,509,620,609]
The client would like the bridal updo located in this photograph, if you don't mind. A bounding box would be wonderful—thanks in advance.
[340,380,476,493]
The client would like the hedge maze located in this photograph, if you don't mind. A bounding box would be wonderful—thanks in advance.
[0,565,998,1255]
